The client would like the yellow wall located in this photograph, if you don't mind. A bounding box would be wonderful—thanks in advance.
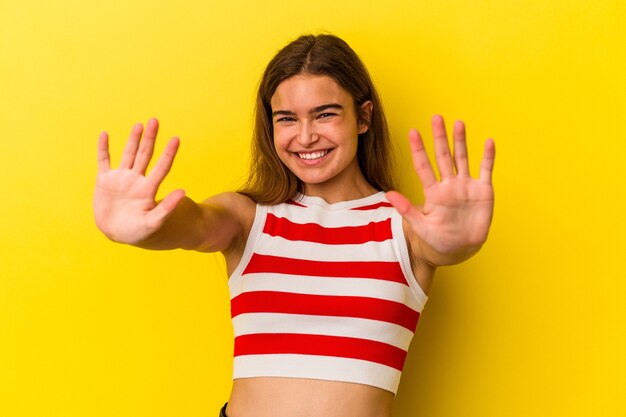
[1,1,624,416]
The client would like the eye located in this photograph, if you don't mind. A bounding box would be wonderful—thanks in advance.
[318,112,337,119]
[275,117,296,123]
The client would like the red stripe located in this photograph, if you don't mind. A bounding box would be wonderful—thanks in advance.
[351,201,393,210]
[234,333,407,371]
[243,254,407,285]
[231,291,420,331]
[286,200,307,207]
[263,214,392,244]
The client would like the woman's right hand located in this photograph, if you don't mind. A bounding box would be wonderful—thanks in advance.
[93,118,186,244]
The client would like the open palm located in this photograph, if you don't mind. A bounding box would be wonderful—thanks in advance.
[93,119,185,244]
[387,115,495,263]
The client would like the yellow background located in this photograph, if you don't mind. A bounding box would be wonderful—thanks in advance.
[1,0,625,416]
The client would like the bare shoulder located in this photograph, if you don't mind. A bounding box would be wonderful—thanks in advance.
[203,191,256,222]
[196,192,257,257]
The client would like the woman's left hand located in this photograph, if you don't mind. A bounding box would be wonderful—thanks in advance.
[386,115,495,266]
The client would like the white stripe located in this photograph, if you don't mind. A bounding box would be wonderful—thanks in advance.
[232,313,414,350]
[233,354,401,394]
[228,274,423,312]
[229,204,267,284]
[390,210,428,307]
[293,191,389,212]
[255,234,397,262]
[269,204,395,228]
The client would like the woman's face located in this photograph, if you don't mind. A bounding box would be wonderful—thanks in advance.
[270,74,371,196]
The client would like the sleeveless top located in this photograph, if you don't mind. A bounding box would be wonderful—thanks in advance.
[228,192,428,394]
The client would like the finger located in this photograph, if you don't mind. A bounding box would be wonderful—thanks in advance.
[408,128,437,188]
[453,120,470,176]
[119,122,143,169]
[145,189,186,229]
[386,190,426,235]
[147,137,180,186]
[97,131,111,173]
[431,115,455,180]
[133,118,159,175]
[479,138,496,184]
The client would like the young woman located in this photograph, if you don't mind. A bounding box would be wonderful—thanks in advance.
[94,34,495,417]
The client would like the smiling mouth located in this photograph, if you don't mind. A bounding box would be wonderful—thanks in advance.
[297,150,330,160]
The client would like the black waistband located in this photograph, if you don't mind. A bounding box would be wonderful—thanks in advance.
[219,402,228,417]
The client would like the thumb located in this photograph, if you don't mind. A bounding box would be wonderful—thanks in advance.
[386,190,426,235]
[146,189,186,226]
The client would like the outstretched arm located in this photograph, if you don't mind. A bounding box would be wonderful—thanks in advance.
[387,115,495,267]
[93,118,253,252]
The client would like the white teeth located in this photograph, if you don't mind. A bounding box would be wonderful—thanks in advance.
[298,150,329,160]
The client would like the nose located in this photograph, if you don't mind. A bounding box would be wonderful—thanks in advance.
[296,121,319,147]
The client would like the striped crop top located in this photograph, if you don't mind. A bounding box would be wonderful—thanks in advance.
[228,192,428,394]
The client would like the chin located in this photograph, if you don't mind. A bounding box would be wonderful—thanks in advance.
[295,175,330,186]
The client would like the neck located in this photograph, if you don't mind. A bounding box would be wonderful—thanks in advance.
[302,171,378,204]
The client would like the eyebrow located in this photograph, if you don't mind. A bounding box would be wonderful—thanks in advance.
[272,103,344,118]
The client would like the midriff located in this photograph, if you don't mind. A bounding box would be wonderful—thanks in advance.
[226,377,393,417]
